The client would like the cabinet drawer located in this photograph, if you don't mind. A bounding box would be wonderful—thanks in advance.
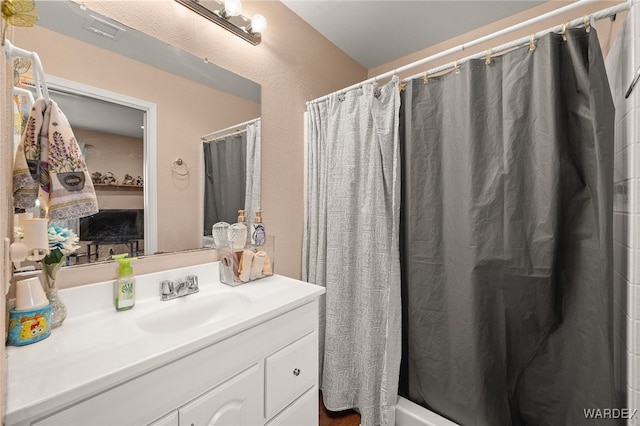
[265,332,317,419]
[266,387,318,426]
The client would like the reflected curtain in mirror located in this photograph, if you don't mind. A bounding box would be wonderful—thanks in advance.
[203,134,247,234]
[244,119,261,230]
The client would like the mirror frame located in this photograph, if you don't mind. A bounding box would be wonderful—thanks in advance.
[44,74,159,255]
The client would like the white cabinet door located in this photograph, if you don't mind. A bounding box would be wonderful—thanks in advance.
[179,364,261,426]
[149,411,179,426]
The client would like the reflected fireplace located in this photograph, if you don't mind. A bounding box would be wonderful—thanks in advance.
[80,209,144,259]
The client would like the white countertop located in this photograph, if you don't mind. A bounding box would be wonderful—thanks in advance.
[5,262,325,425]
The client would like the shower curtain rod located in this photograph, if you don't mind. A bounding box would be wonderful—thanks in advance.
[403,1,631,83]
[201,117,260,141]
[307,0,633,106]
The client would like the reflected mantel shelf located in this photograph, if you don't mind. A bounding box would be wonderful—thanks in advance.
[93,184,143,192]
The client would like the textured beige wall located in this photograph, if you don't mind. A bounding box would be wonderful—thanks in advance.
[75,129,144,187]
[74,129,145,210]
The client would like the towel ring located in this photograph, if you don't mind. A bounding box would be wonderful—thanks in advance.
[172,158,190,176]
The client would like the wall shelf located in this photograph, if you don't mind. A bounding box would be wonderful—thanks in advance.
[93,184,143,192]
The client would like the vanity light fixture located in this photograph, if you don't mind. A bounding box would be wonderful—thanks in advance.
[175,0,266,45]
[248,14,267,34]
[221,0,242,18]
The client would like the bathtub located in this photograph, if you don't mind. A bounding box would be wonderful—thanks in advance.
[395,397,459,426]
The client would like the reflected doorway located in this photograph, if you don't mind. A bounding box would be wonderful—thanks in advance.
[14,75,158,264]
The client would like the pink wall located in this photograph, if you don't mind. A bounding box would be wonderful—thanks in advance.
[74,129,145,210]
[76,129,144,188]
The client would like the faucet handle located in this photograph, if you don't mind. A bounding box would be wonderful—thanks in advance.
[161,280,174,296]
[186,275,199,291]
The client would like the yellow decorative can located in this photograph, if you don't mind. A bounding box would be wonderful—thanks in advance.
[7,304,53,346]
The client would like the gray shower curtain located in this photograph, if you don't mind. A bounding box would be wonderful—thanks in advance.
[400,28,616,425]
[203,133,246,233]
[304,77,401,426]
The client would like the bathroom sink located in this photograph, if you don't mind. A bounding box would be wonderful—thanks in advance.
[136,292,252,334]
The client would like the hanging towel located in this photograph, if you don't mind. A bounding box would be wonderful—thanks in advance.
[44,100,98,220]
[13,98,47,210]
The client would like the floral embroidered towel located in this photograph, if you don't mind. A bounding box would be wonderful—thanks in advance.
[45,100,98,220]
[13,98,46,209]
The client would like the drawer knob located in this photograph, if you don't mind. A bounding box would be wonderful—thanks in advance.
[293,368,301,376]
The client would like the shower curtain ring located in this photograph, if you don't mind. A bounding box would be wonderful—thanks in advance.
[454,60,460,74]
[584,15,591,33]
[423,72,428,84]
[529,35,536,51]
[485,49,492,65]
[561,21,568,41]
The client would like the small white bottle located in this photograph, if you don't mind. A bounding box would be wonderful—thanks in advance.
[250,210,266,246]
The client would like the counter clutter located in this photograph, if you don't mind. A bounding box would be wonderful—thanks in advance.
[5,262,325,426]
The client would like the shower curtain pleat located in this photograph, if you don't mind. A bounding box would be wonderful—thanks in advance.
[304,77,402,426]
[400,28,617,425]
[203,134,247,233]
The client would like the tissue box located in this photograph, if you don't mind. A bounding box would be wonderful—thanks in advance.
[220,235,275,286]
[7,304,53,346]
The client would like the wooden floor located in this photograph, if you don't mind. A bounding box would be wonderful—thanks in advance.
[319,391,361,426]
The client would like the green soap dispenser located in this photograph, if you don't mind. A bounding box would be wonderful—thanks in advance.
[113,254,137,311]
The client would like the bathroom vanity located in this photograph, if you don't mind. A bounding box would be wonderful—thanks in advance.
[5,262,325,426]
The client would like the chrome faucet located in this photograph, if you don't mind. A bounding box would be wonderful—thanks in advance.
[161,275,199,300]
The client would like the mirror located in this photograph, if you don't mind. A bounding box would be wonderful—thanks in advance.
[11,0,261,265]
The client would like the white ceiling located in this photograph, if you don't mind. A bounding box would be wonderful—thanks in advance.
[281,0,545,69]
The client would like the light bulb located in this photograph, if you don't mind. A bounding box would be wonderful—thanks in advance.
[249,14,267,34]
[222,0,242,18]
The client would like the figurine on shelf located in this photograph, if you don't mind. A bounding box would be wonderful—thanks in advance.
[122,174,134,185]
[102,172,117,185]
[91,171,102,184]
[135,176,144,186]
